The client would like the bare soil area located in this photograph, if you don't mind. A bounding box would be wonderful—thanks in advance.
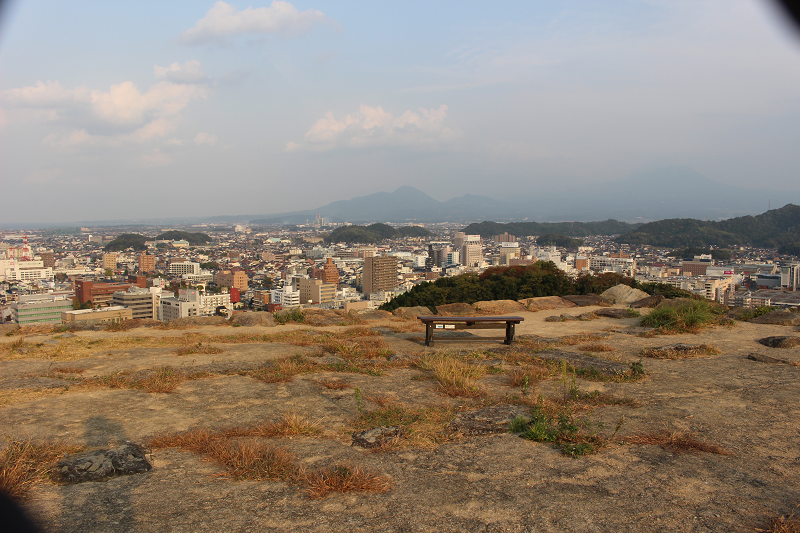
[1,307,799,532]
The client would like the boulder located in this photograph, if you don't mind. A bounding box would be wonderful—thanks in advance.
[748,310,800,326]
[349,309,393,321]
[435,302,476,316]
[593,308,631,319]
[561,294,607,307]
[52,443,151,485]
[518,296,578,312]
[351,426,402,448]
[630,295,665,308]
[230,312,276,327]
[392,306,433,318]
[472,300,527,315]
[758,336,800,348]
[449,405,529,436]
[600,285,650,305]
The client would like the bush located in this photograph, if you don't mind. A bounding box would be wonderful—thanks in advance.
[640,299,727,334]
[273,309,305,325]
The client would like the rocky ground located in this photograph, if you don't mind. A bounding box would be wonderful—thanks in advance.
[1,303,799,532]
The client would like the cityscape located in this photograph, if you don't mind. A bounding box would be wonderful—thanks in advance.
[2,1,800,532]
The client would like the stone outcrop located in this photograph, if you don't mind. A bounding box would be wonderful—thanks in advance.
[593,308,631,319]
[561,294,607,307]
[758,336,800,348]
[349,309,393,321]
[534,349,633,376]
[170,316,229,327]
[630,295,665,308]
[52,443,152,485]
[518,296,578,312]
[449,405,529,436]
[472,300,527,315]
[351,426,402,448]
[303,310,345,326]
[600,285,650,305]
[748,311,800,326]
[435,303,476,316]
[392,306,433,318]
[230,312,276,327]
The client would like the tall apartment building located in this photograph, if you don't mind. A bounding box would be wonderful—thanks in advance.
[138,253,156,273]
[781,263,800,290]
[215,269,248,291]
[681,261,710,277]
[322,257,339,288]
[102,253,117,270]
[453,233,482,267]
[363,255,398,295]
[270,284,301,308]
[39,251,55,268]
[493,233,516,243]
[112,287,165,320]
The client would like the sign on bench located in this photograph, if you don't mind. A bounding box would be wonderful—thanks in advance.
[417,316,524,347]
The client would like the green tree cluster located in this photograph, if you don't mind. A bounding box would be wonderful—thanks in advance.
[537,234,584,248]
[462,220,639,239]
[326,223,431,243]
[104,234,147,252]
[156,231,212,245]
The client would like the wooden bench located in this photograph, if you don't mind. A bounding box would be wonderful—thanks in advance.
[417,316,524,347]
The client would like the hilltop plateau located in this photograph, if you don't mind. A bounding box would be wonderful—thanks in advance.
[1,302,798,532]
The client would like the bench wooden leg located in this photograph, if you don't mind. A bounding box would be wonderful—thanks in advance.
[505,322,515,345]
[425,322,434,347]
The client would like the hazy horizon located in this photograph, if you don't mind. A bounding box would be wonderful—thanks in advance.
[2,1,800,225]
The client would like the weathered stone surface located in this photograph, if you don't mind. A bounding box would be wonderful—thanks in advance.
[230,312,276,327]
[578,312,598,320]
[642,344,715,359]
[758,336,800,348]
[746,353,795,365]
[52,443,151,485]
[303,310,345,326]
[561,294,607,307]
[449,405,529,436]
[535,349,633,376]
[600,285,650,305]
[307,354,348,365]
[387,352,413,362]
[350,309,393,321]
[351,426,402,448]
[170,316,228,327]
[472,300,527,315]
[392,306,433,318]
[630,295,665,308]
[518,296,578,312]
[0,377,73,391]
[748,310,800,326]
[593,308,631,319]
[435,302,476,316]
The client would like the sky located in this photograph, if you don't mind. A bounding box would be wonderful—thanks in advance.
[1,0,800,225]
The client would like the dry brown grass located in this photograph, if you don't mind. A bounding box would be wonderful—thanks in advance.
[757,506,800,533]
[579,343,614,353]
[301,463,391,499]
[365,394,396,407]
[315,378,351,390]
[641,344,720,359]
[175,342,224,356]
[49,365,86,374]
[387,320,426,333]
[623,429,731,455]
[249,356,315,383]
[506,365,550,387]
[84,365,184,393]
[557,333,610,346]
[417,352,486,397]
[0,438,83,500]
[0,388,70,407]
[354,404,457,448]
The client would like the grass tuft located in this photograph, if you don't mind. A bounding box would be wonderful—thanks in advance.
[640,299,728,334]
[641,344,720,359]
[417,352,486,397]
[316,378,351,390]
[0,438,83,500]
[176,342,224,356]
[301,463,391,499]
[623,429,732,455]
[756,505,800,533]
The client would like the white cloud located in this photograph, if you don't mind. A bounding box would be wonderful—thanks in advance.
[154,60,208,84]
[182,1,335,44]
[194,132,218,145]
[2,67,210,149]
[286,104,460,152]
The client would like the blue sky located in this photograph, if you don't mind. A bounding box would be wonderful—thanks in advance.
[1,0,799,224]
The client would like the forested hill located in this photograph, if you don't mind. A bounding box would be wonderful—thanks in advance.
[325,223,431,243]
[615,204,800,249]
[156,231,213,244]
[462,220,639,238]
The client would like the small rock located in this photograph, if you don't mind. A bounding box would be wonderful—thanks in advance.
[561,294,607,307]
[758,336,800,349]
[600,285,650,305]
[594,308,631,319]
[52,443,151,485]
[746,353,795,365]
[578,312,598,320]
[630,295,665,308]
[351,426,402,448]
[387,352,412,362]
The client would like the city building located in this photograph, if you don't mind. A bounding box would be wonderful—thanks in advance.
[138,254,156,273]
[493,233,516,243]
[298,278,336,305]
[215,269,248,291]
[322,257,340,288]
[62,306,133,325]
[11,294,73,325]
[39,251,55,269]
[112,287,166,320]
[102,253,117,271]
[681,260,711,277]
[168,261,200,276]
[270,284,301,308]
[74,276,147,307]
[363,255,398,295]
